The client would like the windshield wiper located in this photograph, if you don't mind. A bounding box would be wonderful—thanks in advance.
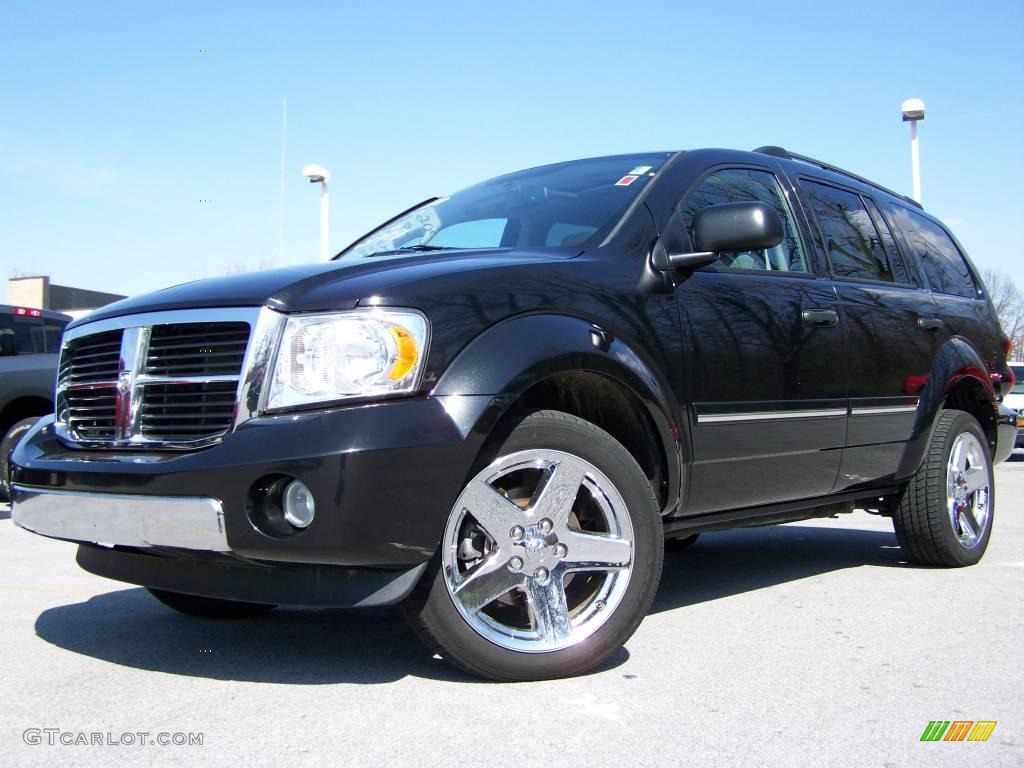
[398,244,455,252]
[362,243,458,258]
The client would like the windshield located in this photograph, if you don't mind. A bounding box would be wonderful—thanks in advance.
[1012,364,1024,394]
[338,153,673,259]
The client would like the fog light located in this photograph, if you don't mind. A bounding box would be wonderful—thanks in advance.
[283,480,315,528]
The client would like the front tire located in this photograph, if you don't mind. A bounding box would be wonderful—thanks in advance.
[403,410,663,681]
[147,588,275,619]
[892,409,994,567]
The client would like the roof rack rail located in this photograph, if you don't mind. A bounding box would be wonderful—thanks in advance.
[753,146,923,209]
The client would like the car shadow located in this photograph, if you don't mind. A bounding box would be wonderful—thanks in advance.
[653,522,906,614]
[33,522,900,684]
[33,587,630,684]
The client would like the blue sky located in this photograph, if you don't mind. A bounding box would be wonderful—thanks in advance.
[2,0,1022,300]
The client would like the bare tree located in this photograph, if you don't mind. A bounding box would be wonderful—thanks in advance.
[981,268,1024,357]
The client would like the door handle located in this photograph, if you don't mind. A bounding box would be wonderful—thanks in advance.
[801,309,839,327]
[917,317,944,331]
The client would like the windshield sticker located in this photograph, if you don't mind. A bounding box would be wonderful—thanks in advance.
[615,175,639,187]
[628,165,652,176]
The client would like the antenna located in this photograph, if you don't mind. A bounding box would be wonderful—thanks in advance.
[277,98,287,262]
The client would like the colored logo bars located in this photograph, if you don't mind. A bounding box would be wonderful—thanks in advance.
[920,721,997,742]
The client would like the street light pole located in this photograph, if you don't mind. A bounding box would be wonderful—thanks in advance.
[319,177,329,261]
[302,164,332,261]
[901,98,926,204]
[909,119,920,202]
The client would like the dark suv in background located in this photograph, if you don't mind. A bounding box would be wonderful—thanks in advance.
[10,147,1016,680]
[0,305,70,501]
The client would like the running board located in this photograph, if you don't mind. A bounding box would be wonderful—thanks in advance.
[663,487,901,537]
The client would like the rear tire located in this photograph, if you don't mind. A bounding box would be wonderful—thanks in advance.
[403,410,663,681]
[147,588,275,619]
[892,409,994,567]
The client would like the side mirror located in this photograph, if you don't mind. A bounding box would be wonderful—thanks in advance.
[651,246,719,272]
[652,201,784,273]
[693,201,783,253]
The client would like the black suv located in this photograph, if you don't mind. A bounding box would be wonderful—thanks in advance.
[0,305,70,501]
[10,148,1015,680]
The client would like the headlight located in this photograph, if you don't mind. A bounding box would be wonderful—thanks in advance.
[266,309,429,410]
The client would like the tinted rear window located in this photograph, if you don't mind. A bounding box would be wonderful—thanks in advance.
[862,197,913,285]
[888,206,977,298]
[801,180,900,283]
[0,312,67,356]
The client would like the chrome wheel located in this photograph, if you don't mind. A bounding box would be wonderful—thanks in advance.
[442,448,634,653]
[946,432,991,549]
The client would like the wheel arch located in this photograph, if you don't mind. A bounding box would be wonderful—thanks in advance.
[899,336,999,477]
[432,313,685,514]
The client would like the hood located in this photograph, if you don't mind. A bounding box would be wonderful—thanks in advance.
[75,248,575,326]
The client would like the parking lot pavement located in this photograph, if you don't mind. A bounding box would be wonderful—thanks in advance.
[1,461,1021,768]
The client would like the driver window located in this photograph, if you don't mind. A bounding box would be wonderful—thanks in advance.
[680,168,808,273]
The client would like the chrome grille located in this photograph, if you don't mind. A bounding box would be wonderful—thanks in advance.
[59,330,123,384]
[64,387,119,440]
[139,381,238,440]
[55,308,263,450]
[144,322,249,377]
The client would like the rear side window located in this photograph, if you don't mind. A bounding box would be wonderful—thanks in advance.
[801,180,898,283]
[862,198,913,285]
[888,205,978,298]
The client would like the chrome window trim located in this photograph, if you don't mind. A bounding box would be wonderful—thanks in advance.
[55,306,273,451]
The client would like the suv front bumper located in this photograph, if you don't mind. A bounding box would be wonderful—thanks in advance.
[10,396,504,606]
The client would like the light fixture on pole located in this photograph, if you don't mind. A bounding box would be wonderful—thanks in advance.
[901,98,926,204]
[302,164,331,261]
